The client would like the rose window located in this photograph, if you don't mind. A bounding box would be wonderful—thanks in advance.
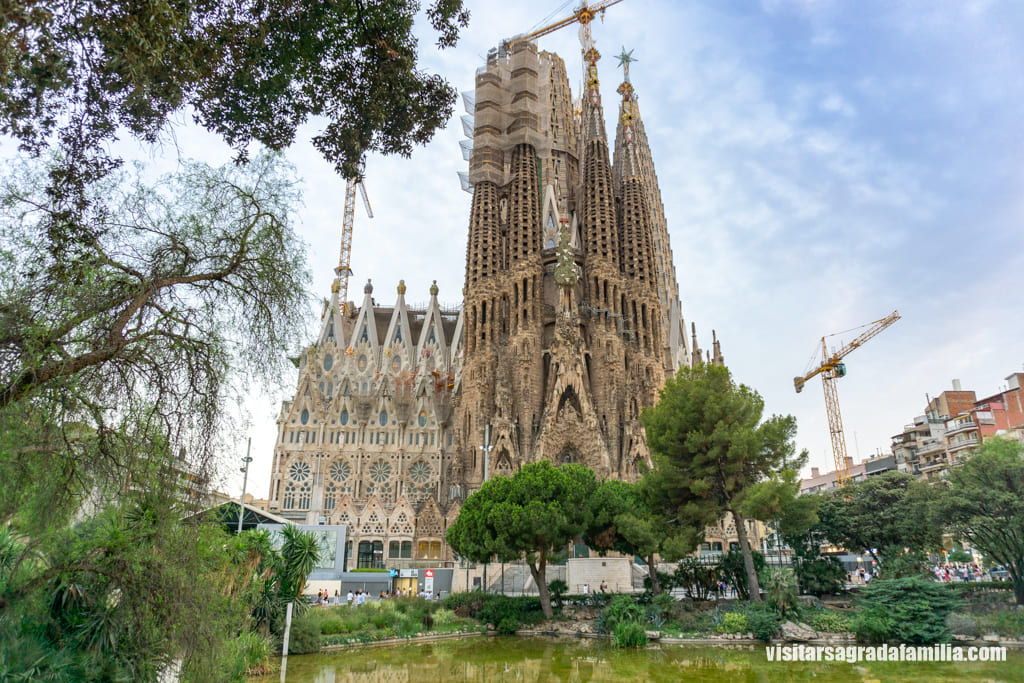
[369,460,392,483]
[288,461,311,482]
[329,461,351,483]
[409,461,431,485]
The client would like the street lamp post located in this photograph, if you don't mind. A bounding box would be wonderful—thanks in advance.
[237,437,252,534]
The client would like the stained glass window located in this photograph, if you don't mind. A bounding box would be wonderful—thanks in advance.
[288,461,311,482]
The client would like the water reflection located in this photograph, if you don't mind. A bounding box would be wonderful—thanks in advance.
[256,637,1021,683]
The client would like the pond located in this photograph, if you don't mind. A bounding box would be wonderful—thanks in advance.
[256,636,1022,682]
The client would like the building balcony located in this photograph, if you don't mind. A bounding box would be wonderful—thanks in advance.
[918,459,948,473]
[917,439,946,457]
[947,435,980,453]
[945,419,977,437]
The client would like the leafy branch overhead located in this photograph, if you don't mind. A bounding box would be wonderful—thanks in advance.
[0,152,309,474]
[0,0,470,179]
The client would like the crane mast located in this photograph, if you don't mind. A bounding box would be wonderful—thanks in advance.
[335,175,372,314]
[794,310,901,488]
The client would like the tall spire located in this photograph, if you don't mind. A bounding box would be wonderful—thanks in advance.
[614,48,655,292]
[580,46,607,142]
[578,36,619,277]
[613,47,643,184]
[611,52,688,372]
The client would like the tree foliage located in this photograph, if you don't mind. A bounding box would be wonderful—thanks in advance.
[851,576,959,645]
[0,0,469,182]
[641,363,805,602]
[941,438,1024,605]
[584,479,701,595]
[446,461,597,619]
[0,485,266,681]
[817,470,942,577]
[0,152,308,510]
[0,152,310,679]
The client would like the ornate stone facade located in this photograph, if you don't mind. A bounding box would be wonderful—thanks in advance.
[267,39,725,568]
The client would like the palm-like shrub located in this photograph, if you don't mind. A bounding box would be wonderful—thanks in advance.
[764,568,800,617]
[279,526,322,602]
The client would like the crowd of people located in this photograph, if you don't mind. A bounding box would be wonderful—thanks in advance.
[313,588,442,606]
[932,563,986,582]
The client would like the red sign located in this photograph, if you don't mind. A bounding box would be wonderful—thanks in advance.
[425,569,434,577]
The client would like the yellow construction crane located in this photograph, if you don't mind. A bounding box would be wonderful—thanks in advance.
[500,0,627,51]
[335,174,373,314]
[794,310,901,488]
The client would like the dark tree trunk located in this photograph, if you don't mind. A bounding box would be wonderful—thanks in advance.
[529,551,552,619]
[731,508,761,602]
[647,553,661,595]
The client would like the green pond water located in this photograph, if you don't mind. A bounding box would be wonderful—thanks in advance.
[257,636,1022,682]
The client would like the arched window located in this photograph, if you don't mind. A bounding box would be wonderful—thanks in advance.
[297,482,311,509]
[282,482,297,509]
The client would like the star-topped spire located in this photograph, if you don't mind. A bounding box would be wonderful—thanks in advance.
[615,48,639,163]
[616,47,637,83]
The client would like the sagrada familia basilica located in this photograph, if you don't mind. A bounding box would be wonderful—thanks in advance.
[267,32,729,570]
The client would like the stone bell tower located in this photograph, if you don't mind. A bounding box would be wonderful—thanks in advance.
[453,36,720,495]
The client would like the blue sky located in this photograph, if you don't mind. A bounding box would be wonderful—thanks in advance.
[89,1,1024,496]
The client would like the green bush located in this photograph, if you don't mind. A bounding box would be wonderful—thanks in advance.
[648,592,678,623]
[946,613,981,638]
[229,631,273,678]
[744,603,783,642]
[443,590,488,617]
[673,558,720,600]
[717,612,748,635]
[668,609,715,635]
[793,556,847,597]
[947,549,973,563]
[809,610,851,633]
[978,609,1024,638]
[432,608,458,627]
[851,608,896,644]
[472,594,544,631]
[853,576,959,644]
[600,594,644,633]
[396,616,419,636]
[614,621,649,648]
[287,612,324,654]
[319,617,344,635]
[496,615,519,635]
